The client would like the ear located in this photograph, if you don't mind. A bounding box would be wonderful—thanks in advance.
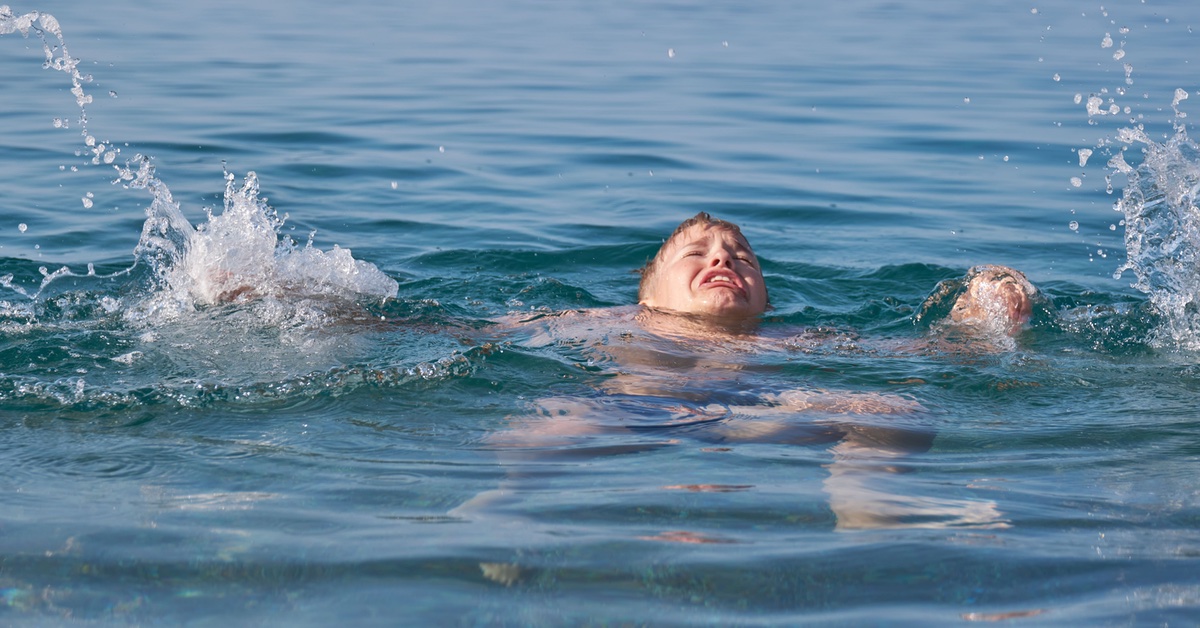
[638,273,660,308]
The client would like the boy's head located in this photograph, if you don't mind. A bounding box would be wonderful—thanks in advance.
[638,212,768,321]
[949,265,1034,333]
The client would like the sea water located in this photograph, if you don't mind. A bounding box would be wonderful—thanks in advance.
[2,0,1200,624]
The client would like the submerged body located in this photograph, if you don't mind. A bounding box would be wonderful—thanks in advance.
[472,213,1034,535]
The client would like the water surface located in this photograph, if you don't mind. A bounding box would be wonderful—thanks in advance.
[2,1,1200,624]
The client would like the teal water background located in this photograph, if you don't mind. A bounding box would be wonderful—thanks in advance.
[3,1,1200,624]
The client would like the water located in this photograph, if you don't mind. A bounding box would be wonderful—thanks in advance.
[2,0,1200,624]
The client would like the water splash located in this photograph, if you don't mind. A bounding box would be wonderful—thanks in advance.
[0,7,90,123]
[112,156,398,323]
[1110,120,1200,350]
[1,8,397,320]
[1067,8,1200,350]
[0,6,116,168]
[0,7,128,298]
[0,8,413,407]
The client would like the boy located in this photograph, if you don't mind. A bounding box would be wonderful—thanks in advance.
[481,213,1034,531]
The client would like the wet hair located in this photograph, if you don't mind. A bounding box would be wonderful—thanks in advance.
[637,212,758,302]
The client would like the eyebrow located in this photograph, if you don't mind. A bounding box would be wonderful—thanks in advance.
[672,233,756,258]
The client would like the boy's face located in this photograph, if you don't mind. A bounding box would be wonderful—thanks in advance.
[640,224,768,320]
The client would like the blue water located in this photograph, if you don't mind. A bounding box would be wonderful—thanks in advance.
[3,0,1200,624]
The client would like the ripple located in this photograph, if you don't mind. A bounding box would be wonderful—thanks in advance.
[274,517,347,536]
[11,442,180,482]
[156,491,278,512]
[379,514,465,524]
[361,470,425,485]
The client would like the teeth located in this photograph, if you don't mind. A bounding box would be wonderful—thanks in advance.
[709,276,732,283]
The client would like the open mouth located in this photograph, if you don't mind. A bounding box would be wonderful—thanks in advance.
[700,272,745,295]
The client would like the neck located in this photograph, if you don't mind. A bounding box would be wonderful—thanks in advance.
[636,306,761,339]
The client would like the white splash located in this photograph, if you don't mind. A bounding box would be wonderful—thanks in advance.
[1112,122,1200,349]
[2,8,398,321]
[114,156,398,322]
[0,7,94,139]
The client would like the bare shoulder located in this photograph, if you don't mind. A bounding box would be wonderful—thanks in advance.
[495,305,638,326]
[490,306,641,347]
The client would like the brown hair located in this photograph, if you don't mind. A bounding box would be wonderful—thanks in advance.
[637,212,756,302]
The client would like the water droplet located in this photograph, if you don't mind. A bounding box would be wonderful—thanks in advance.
[1070,177,1083,187]
[1173,87,1190,109]
[108,90,117,98]
[1078,148,1093,167]
[1053,73,1061,82]
[390,181,398,190]
[667,48,675,58]
[18,223,28,233]
[1069,220,1080,231]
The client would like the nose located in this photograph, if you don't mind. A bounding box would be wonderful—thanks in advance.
[709,248,732,268]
